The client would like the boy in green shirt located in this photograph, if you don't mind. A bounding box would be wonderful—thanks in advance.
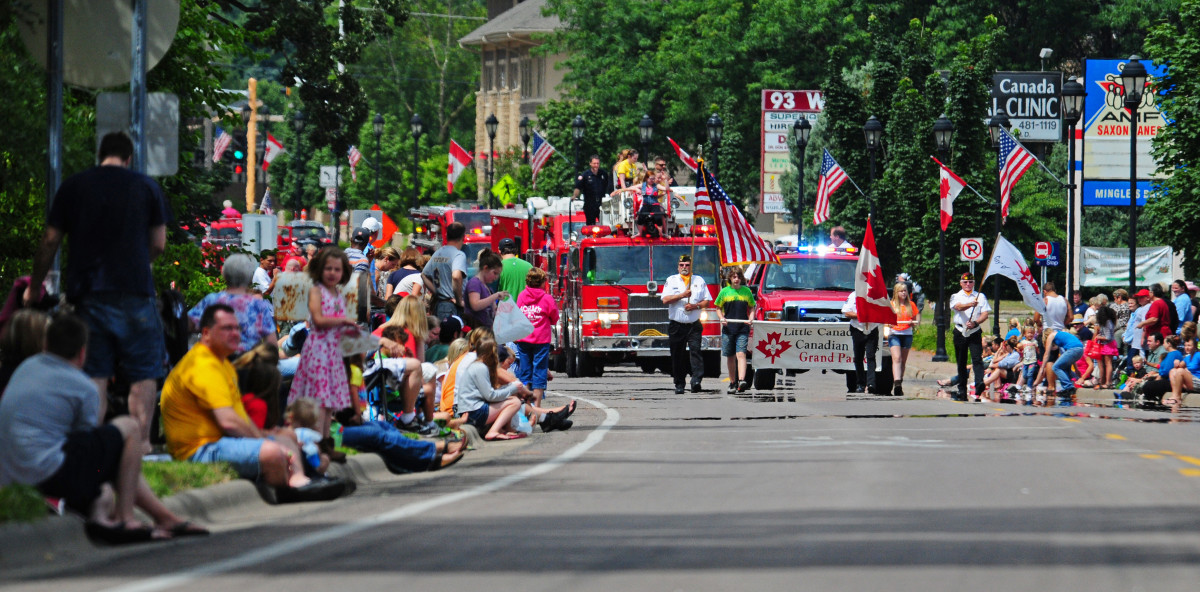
[715,268,756,392]
[497,238,532,300]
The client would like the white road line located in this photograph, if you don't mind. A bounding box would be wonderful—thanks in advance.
[102,393,618,592]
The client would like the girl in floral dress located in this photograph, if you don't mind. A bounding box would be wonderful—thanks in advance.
[289,247,359,439]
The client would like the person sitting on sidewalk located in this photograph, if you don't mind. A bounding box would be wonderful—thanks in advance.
[981,337,1021,402]
[161,304,348,502]
[0,312,206,543]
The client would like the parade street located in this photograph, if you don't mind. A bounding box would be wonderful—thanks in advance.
[7,365,1200,592]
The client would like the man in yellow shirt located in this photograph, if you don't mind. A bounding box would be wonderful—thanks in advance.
[161,304,344,500]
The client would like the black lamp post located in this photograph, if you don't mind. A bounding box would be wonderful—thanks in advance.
[932,113,954,363]
[571,115,586,241]
[292,110,305,214]
[485,114,498,208]
[863,115,883,222]
[706,113,724,175]
[241,104,251,125]
[987,109,1012,336]
[638,114,654,169]
[1120,55,1148,296]
[1062,77,1086,303]
[519,116,530,163]
[409,114,424,213]
[792,117,811,246]
[372,113,384,211]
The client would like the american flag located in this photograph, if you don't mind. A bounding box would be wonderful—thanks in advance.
[698,162,779,266]
[813,149,847,226]
[692,184,713,219]
[997,129,1036,219]
[260,188,273,215]
[529,131,557,189]
[348,145,362,182]
[212,127,231,163]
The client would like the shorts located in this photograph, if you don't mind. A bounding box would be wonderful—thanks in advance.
[78,292,166,381]
[721,333,749,357]
[190,437,265,480]
[888,334,914,349]
[464,405,490,431]
[37,425,124,516]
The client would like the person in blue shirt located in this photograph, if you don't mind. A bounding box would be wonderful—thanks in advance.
[1041,328,1084,403]
[1164,337,1200,406]
[1171,280,1194,333]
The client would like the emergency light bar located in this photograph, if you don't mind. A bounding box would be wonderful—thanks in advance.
[582,225,611,238]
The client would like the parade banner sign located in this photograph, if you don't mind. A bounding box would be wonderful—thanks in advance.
[760,90,822,215]
[1081,58,1167,206]
[1079,246,1173,287]
[750,321,856,371]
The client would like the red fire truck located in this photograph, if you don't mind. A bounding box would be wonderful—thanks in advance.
[747,245,893,392]
[489,198,588,304]
[409,205,494,274]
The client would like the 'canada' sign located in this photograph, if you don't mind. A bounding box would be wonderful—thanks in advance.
[751,321,856,371]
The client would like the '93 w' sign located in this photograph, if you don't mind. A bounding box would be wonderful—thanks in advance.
[762,90,825,112]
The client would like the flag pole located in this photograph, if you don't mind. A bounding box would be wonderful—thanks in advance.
[1003,128,1067,187]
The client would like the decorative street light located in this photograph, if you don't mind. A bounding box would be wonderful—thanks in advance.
[1120,55,1148,296]
[372,113,384,212]
[987,109,1012,336]
[571,115,586,243]
[519,116,530,163]
[706,113,724,174]
[638,114,654,168]
[409,113,424,213]
[863,115,883,221]
[485,113,498,208]
[791,117,811,247]
[931,113,954,363]
[292,110,305,214]
[1061,77,1086,304]
[241,103,251,124]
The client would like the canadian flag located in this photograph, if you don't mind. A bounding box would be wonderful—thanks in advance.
[983,234,1048,316]
[932,156,965,231]
[447,139,472,193]
[261,133,284,171]
[667,137,698,172]
[854,218,897,327]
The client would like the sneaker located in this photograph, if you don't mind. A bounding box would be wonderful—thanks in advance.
[691,383,702,393]
[539,411,563,433]
[727,382,738,393]
[418,422,440,437]
[738,380,750,393]
[674,386,685,395]
[893,385,904,397]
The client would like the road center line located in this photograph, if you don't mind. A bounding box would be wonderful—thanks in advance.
[102,393,619,592]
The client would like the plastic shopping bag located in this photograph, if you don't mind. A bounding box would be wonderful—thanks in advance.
[493,298,534,344]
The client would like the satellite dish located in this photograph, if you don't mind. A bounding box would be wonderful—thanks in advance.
[17,0,180,89]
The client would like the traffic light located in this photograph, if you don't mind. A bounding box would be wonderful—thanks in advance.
[229,132,248,181]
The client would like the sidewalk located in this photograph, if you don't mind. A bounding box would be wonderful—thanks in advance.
[0,433,528,577]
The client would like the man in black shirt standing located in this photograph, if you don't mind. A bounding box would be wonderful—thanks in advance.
[573,155,609,226]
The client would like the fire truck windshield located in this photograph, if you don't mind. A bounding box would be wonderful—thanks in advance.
[462,242,488,277]
[455,211,491,232]
[583,245,718,286]
[561,221,585,239]
[763,257,857,291]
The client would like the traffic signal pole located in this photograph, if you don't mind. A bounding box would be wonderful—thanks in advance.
[245,78,258,212]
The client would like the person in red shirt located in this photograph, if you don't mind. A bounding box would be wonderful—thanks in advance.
[1138,283,1174,344]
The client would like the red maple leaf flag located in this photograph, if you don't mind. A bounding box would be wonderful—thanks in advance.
[854,218,897,326]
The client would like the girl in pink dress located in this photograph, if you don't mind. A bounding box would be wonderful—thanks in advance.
[289,247,359,439]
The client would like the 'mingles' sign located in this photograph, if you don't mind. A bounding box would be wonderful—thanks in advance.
[991,72,1063,142]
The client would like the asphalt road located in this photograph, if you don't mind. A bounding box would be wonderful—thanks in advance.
[8,365,1200,591]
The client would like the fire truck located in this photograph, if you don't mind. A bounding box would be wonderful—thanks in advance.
[489,198,588,305]
[544,188,725,377]
[746,245,894,392]
[409,205,494,274]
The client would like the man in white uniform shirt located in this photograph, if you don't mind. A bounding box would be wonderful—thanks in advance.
[842,290,877,393]
[661,255,711,394]
[949,272,991,401]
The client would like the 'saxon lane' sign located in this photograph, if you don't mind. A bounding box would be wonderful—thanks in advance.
[991,72,1063,142]
[1081,58,1167,206]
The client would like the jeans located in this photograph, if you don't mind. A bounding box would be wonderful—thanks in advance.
[433,300,459,322]
[515,342,551,390]
[340,421,437,473]
[849,325,878,390]
[668,320,703,388]
[1053,346,1085,392]
[953,329,984,399]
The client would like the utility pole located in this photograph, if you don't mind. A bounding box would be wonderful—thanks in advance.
[245,78,259,212]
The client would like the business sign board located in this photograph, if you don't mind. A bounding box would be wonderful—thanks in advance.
[1033,241,1060,267]
[761,90,822,215]
[991,72,1063,142]
[1080,58,1167,206]
[751,321,856,371]
[1079,245,1172,287]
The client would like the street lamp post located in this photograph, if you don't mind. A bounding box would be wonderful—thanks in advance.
[519,116,530,164]
[987,109,1012,337]
[863,115,883,222]
[792,117,811,247]
[1061,77,1086,303]
[639,114,654,171]
[372,113,384,211]
[571,115,586,242]
[706,113,724,175]
[485,114,498,208]
[291,110,305,214]
[932,113,954,363]
[410,114,424,213]
[1120,56,1148,296]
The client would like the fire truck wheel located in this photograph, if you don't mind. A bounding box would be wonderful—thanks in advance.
[576,350,596,377]
[753,369,777,391]
[566,347,579,378]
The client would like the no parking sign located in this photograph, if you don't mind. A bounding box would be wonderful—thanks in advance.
[960,237,984,262]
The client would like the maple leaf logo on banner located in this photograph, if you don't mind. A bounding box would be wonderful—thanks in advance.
[755,332,792,364]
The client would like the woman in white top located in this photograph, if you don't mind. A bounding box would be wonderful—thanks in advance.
[456,340,526,440]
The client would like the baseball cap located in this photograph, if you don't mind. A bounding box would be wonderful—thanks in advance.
[960,272,974,282]
[360,217,382,232]
[1071,314,1085,324]
[351,227,372,244]
[440,315,464,336]
[1135,288,1152,298]
[498,237,517,252]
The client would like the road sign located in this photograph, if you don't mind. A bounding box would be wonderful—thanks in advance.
[1033,241,1061,267]
[960,237,984,262]
[319,166,343,188]
[325,186,337,210]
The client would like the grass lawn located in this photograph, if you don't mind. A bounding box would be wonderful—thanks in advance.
[911,299,1037,357]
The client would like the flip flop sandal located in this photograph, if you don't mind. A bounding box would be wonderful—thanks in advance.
[168,521,210,538]
[85,521,159,545]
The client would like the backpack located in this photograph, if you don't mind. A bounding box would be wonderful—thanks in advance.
[1168,296,1181,332]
